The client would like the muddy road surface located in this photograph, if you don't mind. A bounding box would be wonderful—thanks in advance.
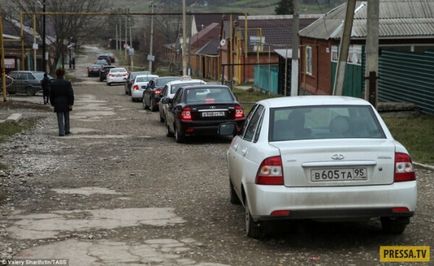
[1,46,433,265]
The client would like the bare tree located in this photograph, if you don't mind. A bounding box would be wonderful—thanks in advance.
[4,0,106,71]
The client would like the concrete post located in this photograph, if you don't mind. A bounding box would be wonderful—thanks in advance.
[290,0,299,96]
[365,0,379,106]
[333,0,357,96]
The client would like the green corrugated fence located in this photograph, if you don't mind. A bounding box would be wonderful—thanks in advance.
[254,65,279,95]
[379,50,434,114]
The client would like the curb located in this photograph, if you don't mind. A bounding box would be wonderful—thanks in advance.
[6,113,23,123]
[0,113,23,124]
[414,162,434,171]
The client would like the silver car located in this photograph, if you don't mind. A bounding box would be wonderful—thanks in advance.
[227,96,417,238]
[7,71,52,96]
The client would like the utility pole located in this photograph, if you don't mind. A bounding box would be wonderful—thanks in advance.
[290,0,299,96]
[149,2,154,72]
[333,0,357,95]
[182,0,187,76]
[42,0,46,73]
[365,0,379,107]
[119,14,122,55]
[0,16,7,102]
[125,10,128,60]
[20,13,25,70]
[32,14,37,70]
[115,23,118,51]
[244,14,248,84]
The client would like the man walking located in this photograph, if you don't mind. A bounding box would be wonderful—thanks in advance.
[41,73,51,104]
[50,68,74,136]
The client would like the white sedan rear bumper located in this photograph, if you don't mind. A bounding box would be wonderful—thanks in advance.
[107,76,127,84]
[245,181,417,220]
[131,89,145,100]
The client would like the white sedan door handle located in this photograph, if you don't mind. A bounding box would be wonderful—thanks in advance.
[233,143,239,150]
[241,148,248,156]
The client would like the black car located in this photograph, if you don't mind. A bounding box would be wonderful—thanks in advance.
[142,76,180,111]
[97,55,112,65]
[98,53,115,63]
[163,85,246,143]
[99,65,116,81]
[124,71,150,95]
[87,64,102,77]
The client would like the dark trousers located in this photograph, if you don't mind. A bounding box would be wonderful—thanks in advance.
[56,112,70,136]
[43,93,49,104]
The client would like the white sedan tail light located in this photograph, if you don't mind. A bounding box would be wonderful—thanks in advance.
[394,152,415,182]
[256,156,284,185]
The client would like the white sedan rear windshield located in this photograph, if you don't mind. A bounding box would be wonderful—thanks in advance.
[269,105,385,141]
[136,76,153,82]
[111,68,126,73]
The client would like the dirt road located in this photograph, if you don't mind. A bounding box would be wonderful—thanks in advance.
[0,46,433,265]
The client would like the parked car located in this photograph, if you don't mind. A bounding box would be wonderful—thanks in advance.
[164,85,245,143]
[106,67,128,86]
[0,74,13,90]
[97,54,113,64]
[158,79,206,123]
[99,65,116,82]
[142,76,180,111]
[95,59,109,66]
[130,74,159,102]
[87,64,102,77]
[227,96,417,238]
[125,71,151,95]
[7,71,53,96]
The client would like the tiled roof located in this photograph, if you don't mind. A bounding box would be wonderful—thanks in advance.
[300,0,434,40]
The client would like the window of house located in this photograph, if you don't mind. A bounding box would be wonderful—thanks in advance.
[330,45,362,66]
[331,45,338,62]
[305,46,313,75]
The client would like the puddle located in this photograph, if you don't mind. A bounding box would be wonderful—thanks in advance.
[16,239,228,266]
[7,208,185,240]
[51,187,123,196]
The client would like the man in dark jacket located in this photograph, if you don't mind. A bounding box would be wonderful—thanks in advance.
[50,68,74,136]
[41,73,51,104]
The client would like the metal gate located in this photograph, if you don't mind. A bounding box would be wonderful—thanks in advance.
[379,50,434,114]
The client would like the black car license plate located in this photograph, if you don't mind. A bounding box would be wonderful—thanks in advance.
[202,111,225,117]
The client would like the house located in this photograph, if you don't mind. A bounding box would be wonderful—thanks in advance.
[194,37,221,80]
[2,18,39,72]
[220,14,320,91]
[299,0,434,114]
[189,22,221,78]
[2,17,55,72]
[163,14,226,76]
[191,14,223,36]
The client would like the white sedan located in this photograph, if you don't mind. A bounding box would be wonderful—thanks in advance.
[227,96,417,238]
[130,74,159,102]
[106,67,128,86]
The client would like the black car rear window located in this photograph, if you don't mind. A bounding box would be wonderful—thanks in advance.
[185,87,234,104]
[156,77,179,87]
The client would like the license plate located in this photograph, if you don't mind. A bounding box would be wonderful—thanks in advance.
[202,111,225,117]
[311,168,367,182]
